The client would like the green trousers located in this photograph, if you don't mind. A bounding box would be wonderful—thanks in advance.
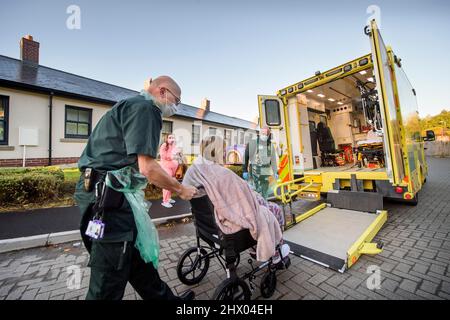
[86,240,176,300]
[250,171,271,199]
[75,179,177,300]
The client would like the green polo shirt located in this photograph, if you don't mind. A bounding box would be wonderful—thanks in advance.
[75,94,162,243]
[78,94,162,171]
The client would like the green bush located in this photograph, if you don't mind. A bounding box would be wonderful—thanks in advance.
[144,184,163,200]
[61,169,81,195]
[0,170,64,205]
[0,167,64,179]
[226,165,243,178]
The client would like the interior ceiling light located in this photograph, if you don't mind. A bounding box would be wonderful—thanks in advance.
[367,77,374,82]
[359,70,367,75]
[317,94,325,98]
[337,102,344,105]
[328,98,335,102]
[307,90,314,93]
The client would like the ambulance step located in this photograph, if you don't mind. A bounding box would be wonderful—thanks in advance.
[296,182,322,200]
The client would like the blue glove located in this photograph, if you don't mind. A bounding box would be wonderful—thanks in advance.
[275,173,279,181]
[243,172,249,180]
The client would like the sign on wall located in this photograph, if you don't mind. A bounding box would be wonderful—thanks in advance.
[19,127,39,146]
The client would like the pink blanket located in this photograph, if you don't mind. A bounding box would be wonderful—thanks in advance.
[183,157,282,261]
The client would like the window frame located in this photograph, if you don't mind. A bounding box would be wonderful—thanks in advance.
[224,129,232,146]
[238,130,245,145]
[160,120,173,143]
[208,127,217,136]
[64,105,92,139]
[191,124,201,145]
[0,95,9,145]
[264,99,282,126]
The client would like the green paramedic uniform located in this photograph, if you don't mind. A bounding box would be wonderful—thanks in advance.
[74,93,175,300]
[243,136,278,199]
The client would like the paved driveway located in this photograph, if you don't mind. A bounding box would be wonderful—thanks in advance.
[0,157,449,300]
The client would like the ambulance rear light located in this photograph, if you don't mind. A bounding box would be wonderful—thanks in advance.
[395,187,404,194]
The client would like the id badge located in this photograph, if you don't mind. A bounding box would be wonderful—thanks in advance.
[85,219,105,240]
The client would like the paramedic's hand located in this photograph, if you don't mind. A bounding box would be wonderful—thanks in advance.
[243,172,249,180]
[179,185,197,201]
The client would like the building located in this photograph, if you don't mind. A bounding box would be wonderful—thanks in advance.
[0,35,258,167]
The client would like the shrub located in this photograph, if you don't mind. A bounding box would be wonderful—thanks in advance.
[144,184,163,200]
[226,165,244,178]
[0,170,64,205]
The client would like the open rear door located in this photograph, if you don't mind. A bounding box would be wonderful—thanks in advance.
[258,95,291,182]
[258,95,285,129]
[369,19,406,184]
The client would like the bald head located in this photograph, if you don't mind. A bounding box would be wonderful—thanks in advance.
[145,76,182,107]
[261,125,271,136]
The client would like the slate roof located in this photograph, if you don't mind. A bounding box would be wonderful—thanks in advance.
[0,55,257,130]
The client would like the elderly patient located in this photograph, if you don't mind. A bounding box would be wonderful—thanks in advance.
[182,135,288,263]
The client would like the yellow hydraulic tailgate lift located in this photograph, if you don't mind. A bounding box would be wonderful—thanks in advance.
[275,182,387,272]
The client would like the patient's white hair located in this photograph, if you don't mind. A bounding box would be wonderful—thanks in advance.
[200,135,226,165]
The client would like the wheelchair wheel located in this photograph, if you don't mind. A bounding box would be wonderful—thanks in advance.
[213,278,251,301]
[177,247,209,285]
[260,271,277,298]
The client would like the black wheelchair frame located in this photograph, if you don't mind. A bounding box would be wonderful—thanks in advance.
[176,195,289,300]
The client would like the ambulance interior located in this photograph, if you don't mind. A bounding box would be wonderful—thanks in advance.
[301,68,387,172]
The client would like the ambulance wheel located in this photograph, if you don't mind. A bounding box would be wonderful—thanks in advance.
[214,278,251,301]
[260,271,277,298]
[177,247,209,285]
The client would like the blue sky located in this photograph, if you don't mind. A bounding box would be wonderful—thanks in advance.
[1,0,449,121]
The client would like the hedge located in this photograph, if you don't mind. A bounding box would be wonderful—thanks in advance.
[0,168,65,205]
[0,164,245,206]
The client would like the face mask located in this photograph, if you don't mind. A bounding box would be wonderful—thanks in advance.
[160,103,178,117]
[140,90,178,117]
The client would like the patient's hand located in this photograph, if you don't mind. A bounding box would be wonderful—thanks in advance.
[179,185,198,201]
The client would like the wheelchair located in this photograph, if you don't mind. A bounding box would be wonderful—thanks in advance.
[176,195,290,300]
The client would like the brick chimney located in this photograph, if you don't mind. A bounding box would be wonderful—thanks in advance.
[200,98,210,112]
[20,35,39,65]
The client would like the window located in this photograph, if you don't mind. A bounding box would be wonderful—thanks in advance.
[65,105,92,139]
[191,124,201,144]
[209,127,217,136]
[161,120,173,143]
[0,96,9,145]
[244,132,253,145]
[224,129,232,147]
[239,131,244,145]
[265,99,281,126]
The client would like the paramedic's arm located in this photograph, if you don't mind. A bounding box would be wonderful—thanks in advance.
[137,154,197,200]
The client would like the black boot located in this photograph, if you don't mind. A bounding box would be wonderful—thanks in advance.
[178,290,195,300]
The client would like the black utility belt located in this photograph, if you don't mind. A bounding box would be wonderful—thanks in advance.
[83,168,124,211]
